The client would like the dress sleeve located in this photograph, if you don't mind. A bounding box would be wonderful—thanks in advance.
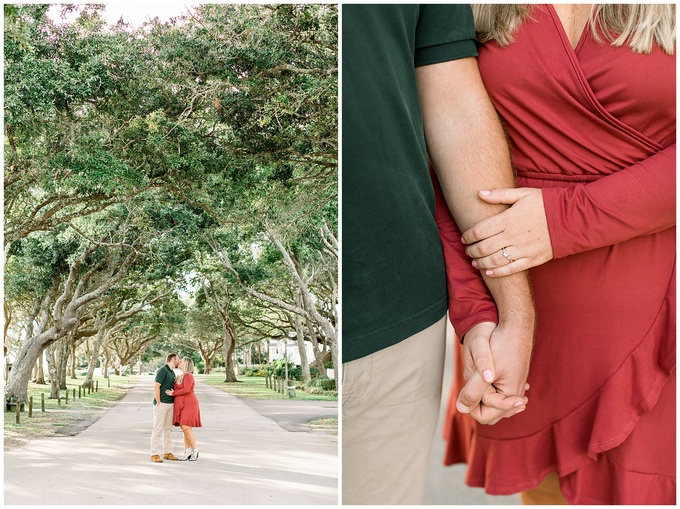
[543,144,676,259]
[172,374,194,396]
[432,166,499,341]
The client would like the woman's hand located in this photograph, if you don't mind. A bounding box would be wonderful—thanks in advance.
[165,389,174,396]
[456,321,529,425]
[462,188,554,277]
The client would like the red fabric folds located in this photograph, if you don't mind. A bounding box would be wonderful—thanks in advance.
[432,165,497,340]
[172,373,202,428]
[440,4,675,505]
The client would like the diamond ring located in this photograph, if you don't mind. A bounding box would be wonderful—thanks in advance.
[502,248,514,263]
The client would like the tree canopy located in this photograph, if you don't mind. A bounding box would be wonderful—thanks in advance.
[4,3,338,401]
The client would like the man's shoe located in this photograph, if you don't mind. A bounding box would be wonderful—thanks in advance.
[150,455,163,463]
[163,452,179,461]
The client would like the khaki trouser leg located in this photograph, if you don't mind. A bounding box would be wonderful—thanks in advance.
[150,402,174,456]
[342,316,447,505]
[520,472,569,505]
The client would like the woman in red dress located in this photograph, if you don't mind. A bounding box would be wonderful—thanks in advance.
[165,357,202,461]
[436,4,675,505]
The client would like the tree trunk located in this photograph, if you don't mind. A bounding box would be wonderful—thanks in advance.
[83,328,105,389]
[46,343,60,399]
[202,279,238,383]
[58,337,70,390]
[203,356,213,375]
[330,335,338,386]
[70,338,78,378]
[305,316,327,377]
[6,356,36,404]
[103,354,109,379]
[295,295,312,383]
[223,323,238,383]
[34,348,47,384]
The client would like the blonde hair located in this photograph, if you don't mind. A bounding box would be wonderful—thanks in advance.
[176,357,194,385]
[472,4,675,55]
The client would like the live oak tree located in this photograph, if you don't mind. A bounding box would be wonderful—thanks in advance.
[4,4,337,399]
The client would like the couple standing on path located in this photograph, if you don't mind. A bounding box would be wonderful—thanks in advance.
[150,353,203,463]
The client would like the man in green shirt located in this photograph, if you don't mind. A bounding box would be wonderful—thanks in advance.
[150,352,182,462]
[343,5,535,504]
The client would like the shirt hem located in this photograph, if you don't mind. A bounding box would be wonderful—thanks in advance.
[343,296,448,362]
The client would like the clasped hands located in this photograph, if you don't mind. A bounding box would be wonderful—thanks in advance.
[455,187,547,424]
[456,320,532,425]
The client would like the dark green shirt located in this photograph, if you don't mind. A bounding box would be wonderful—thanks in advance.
[153,364,175,405]
[342,5,478,362]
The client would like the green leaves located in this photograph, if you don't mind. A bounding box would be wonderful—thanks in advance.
[5,4,337,363]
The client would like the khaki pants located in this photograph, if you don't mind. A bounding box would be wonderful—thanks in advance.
[150,402,174,456]
[342,316,447,505]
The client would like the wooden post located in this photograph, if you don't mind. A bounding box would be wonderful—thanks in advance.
[108,378,110,388]
[29,397,33,418]
[73,388,76,400]
[65,390,69,404]
[57,394,61,407]
[15,401,21,424]
[78,386,82,398]
[96,380,99,392]
[41,393,45,412]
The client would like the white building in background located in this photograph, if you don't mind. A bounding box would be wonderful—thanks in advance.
[268,338,315,366]
[265,338,334,379]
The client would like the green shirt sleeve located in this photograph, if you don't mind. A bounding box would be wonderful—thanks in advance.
[415,4,478,67]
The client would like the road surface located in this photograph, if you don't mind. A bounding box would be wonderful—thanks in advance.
[4,376,338,505]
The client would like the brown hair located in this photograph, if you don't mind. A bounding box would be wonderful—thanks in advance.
[166,352,178,363]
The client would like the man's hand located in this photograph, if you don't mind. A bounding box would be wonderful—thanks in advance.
[456,321,532,425]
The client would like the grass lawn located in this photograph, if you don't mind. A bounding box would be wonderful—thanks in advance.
[309,417,338,435]
[4,375,138,450]
[196,373,338,401]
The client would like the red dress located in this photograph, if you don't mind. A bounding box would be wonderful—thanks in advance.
[172,373,202,428]
[435,5,675,505]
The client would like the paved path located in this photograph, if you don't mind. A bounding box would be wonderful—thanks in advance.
[241,400,337,432]
[4,376,338,505]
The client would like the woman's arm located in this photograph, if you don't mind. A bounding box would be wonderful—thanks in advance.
[168,374,194,397]
[462,144,675,276]
[432,167,498,337]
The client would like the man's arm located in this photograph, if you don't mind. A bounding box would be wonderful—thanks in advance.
[416,57,535,420]
[154,381,162,405]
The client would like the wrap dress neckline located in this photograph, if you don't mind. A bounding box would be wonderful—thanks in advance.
[545,4,664,153]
